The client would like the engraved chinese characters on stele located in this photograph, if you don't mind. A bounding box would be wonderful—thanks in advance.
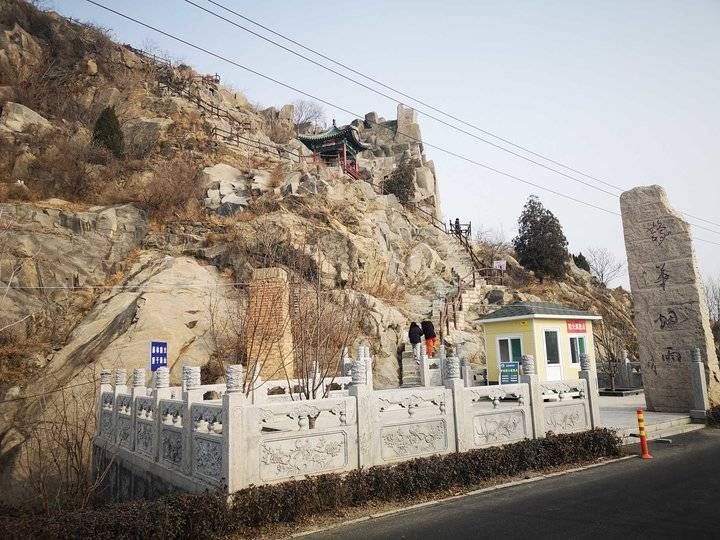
[620,185,720,412]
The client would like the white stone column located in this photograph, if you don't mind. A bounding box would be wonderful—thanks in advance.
[224,364,247,492]
[152,366,172,462]
[363,344,374,391]
[182,365,203,474]
[96,369,112,437]
[578,354,601,428]
[690,348,710,420]
[444,355,466,452]
[130,368,147,451]
[520,355,544,438]
[419,343,432,387]
[349,353,374,468]
[114,368,128,396]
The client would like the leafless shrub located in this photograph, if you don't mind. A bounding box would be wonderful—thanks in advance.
[266,118,294,144]
[293,99,325,132]
[207,236,364,404]
[140,158,203,221]
[475,226,512,267]
[355,268,406,305]
[19,371,113,513]
[593,305,637,391]
[587,247,624,287]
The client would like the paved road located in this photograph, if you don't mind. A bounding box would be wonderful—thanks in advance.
[308,429,720,540]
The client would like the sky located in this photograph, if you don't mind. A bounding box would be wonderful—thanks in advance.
[52,0,720,287]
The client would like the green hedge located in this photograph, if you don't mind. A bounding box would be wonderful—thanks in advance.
[3,429,620,539]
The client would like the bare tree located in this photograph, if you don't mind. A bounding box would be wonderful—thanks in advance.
[703,275,720,348]
[19,369,113,513]
[594,306,637,391]
[206,231,364,403]
[293,99,325,132]
[475,226,511,267]
[587,247,624,287]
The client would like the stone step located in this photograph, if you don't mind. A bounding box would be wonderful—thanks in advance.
[615,416,704,445]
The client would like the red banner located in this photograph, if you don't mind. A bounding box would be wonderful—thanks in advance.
[567,320,587,333]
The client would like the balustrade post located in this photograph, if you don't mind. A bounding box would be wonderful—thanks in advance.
[182,365,203,474]
[96,369,112,437]
[224,364,247,492]
[362,343,374,391]
[520,355,544,438]
[444,354,466,452]
[419,343,432,387]
[349,349,374,467]
[130,368,147,451]
[690,348,710,420]
[152,367,172,462]
[578,354,601,428]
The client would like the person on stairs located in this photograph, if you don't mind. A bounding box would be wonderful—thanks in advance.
[421,319,437,358]
[408,322,424,363]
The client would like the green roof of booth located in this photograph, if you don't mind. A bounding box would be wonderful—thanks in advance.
[479,302,602,324]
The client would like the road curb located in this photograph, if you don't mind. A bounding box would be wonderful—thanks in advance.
[291,455,637,538]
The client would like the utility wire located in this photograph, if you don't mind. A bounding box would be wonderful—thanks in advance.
[79,1,720,248]
[195,0,720,233]
[81,0,620,218]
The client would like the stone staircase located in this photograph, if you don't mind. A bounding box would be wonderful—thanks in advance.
[400,350,421,387]
[615,416,705,445]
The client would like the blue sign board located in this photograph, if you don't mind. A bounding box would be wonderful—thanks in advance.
[150,340,168,372]
[500,361,520,384]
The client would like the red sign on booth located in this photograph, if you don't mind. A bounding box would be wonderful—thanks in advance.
[566,320,586,333]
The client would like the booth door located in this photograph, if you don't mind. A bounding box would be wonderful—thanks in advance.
[543,330,563,381]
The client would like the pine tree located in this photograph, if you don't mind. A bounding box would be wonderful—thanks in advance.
[382,155,418,205]
[573,252,591,272]
[512,196,569,280]
[92,106,123,157]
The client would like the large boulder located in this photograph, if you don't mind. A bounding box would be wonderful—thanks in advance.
[121,117,173,157]
[0,102,51,133]
[202,163,249,214]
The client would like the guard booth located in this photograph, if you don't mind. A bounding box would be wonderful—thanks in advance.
[479,302,602,383]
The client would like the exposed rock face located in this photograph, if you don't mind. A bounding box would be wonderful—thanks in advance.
[0,201,147,338]
[620,185,720,411]
[121,117,173,157]
[0,101,51,132]
[0,252,236,499]
[356,104,441,217]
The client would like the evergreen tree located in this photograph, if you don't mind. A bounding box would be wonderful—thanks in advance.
[382,155,418,205]
[92,106,123,157]
[573,252,591,272]
[512,196,569,280]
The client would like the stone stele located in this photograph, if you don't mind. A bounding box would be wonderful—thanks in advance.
[620,185,720,412]
[245,267,294,379]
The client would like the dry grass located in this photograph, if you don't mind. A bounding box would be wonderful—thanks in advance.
[355,269,406,305]
[139,158,203,221]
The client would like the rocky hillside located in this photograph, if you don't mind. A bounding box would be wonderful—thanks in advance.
[0,1,634,503]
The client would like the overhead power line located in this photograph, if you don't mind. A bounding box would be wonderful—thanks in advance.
[193,0,720,234]
[79,1,720,248]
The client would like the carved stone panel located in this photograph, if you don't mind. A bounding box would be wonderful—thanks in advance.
[160,428,183,468]
[260,432,347,481]
[193,436,223,482]
[544,403,588,434]
[100,410,113,439]
[117,416,132,449]
[473,411,527,447]
[380,420,448,461]
[135,420,155,458]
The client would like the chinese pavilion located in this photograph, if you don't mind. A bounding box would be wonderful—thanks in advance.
[298,121,370,179]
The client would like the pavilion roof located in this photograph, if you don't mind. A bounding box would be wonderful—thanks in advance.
[298,123,371,154]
